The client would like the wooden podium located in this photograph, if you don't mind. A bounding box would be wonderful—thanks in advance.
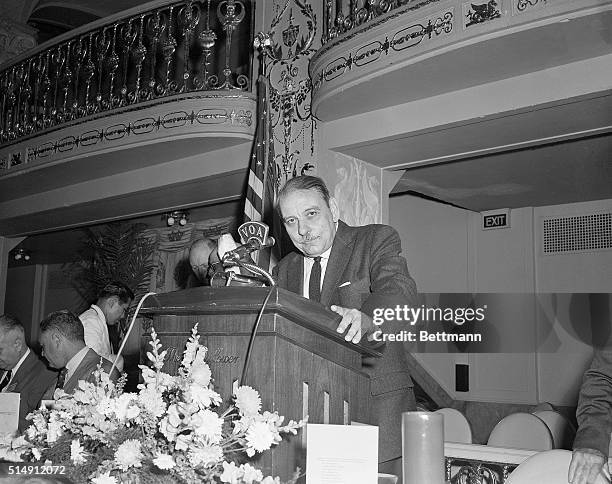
[139,286,378,479]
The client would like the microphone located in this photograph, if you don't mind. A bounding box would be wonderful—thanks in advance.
[222,236,276,261]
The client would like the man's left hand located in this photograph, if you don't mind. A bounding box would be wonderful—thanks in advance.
[331,305,375,344]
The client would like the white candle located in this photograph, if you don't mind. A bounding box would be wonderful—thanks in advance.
[402,411,445,484]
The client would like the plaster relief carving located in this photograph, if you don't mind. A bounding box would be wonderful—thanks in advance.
[333,157,380,226]
[0,18,36,66]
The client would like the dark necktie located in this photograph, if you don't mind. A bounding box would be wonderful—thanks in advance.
[55,368,68,389]
[309,256,322,302]
[0,370,12,392]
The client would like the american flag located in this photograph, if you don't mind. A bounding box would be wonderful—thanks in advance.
[244,74,279,269]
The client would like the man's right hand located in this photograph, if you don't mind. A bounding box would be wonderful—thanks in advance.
[568,448,607,484]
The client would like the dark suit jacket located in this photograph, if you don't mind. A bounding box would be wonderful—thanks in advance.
[43,348,120,400]
[63,348,119,394]
[274,220,418,461]
[573,348,612,456]
[4,349,57,433]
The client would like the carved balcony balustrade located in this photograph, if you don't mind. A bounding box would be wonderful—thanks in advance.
[310,0,612,123]
[321,0,431,44]
[0,0,255,173]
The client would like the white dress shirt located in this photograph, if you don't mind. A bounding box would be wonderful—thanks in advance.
[302,246,332,299]
[79,304,112,359]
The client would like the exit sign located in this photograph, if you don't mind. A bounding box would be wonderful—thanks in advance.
[482,209,511,230]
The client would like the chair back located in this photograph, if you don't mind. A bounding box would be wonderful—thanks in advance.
[487,413,553,451]
[505,449,609,484]
[533,410,576,449]
[532,402,554,412]
[434,408,472,444]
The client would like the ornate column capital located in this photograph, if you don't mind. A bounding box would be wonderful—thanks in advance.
[0,17,37,67]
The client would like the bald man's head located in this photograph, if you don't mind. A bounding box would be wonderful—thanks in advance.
[0,314,27,370]
[189,238,218,283]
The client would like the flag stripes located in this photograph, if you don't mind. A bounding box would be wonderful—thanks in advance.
[244,74,277,268]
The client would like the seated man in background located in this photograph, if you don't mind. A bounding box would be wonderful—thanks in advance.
[193,235,259,286]
[40,310,119,399]
[79,281,134,372]
[188,237,220,286]
[0,314,57,432]
[569,348,612,484]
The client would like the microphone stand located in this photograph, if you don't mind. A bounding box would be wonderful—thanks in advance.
[228,259,276,287]
[219,255,277,386]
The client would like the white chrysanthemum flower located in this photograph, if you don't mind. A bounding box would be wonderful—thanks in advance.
[234,386,261,416]
[191,409,223,443]
[153,453,175,470]
[240,463,264,484]
[245,421,276,456]
[114,439,143,471]
[31,447,41,461]
[188,384,222,409]
[70,439,87,465]
[138,388,167,418]
[191,360,212,387]
[125,405,140,420]
[220,461,243,483]
[91,471,117,484]
[187,444,223,467]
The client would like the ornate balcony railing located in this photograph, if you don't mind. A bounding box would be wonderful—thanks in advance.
[0,0,253,147]
[322,0,436,44]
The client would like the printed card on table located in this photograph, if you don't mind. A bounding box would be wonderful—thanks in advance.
[306,423,378,484]
[0,393,20,435]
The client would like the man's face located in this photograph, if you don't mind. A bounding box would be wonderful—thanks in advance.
[105,297,131,325]
[279,188,339,257]
[39,330,63,369]
[0,330,22,370]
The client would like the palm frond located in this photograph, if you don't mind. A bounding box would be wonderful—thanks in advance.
[66,222,156,334]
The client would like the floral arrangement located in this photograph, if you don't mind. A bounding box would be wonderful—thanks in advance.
[0,325,306,483]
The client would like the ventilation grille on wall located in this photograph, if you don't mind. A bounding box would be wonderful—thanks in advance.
[543,213,612,254]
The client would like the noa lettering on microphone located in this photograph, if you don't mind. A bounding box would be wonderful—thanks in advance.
[238,221,269,244]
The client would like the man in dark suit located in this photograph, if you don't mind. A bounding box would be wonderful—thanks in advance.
[39,310,119,400]
[0,314,57,433]
[273,175,418,474]
[569,348,612,484]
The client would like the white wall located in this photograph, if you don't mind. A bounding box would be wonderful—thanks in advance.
[390,194,471,294]
[389,193,471,399]
[390,194,612,406]
[534,199,612,405]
